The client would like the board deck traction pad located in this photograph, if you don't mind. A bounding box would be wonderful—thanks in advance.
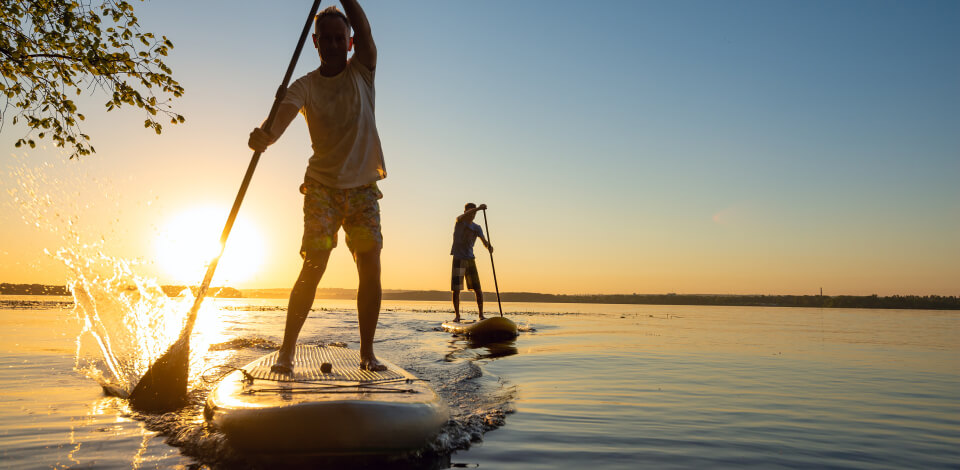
[243,345,406,383]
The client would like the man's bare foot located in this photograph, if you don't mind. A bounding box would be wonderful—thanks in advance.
[359,355,387,372]
[451,316,461,323]
[478,315,486,320]
[270,360,293,375]
[270,349,294,374]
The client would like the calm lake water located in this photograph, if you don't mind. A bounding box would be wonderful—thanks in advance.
[1,295,958,469]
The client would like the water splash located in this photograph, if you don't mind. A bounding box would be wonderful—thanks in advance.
[60,248,220,395]
[4,153,220,396]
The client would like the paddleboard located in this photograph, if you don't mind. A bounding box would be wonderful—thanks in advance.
[204,345,448,455]
[441,316,518,341]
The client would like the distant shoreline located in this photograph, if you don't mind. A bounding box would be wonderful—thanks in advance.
[2,283,958,310]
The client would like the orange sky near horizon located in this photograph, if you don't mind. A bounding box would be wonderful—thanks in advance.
[1,150,955,297]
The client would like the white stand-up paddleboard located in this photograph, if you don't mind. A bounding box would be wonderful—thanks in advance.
[441,316,518,342]
[204,345,448,455]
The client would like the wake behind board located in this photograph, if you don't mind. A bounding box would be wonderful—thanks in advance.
[204,345,448,455]
[441,316,518,342]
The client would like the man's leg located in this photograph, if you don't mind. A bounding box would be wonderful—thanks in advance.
[451,258,464,322]
[474,287,485,320]
[452,290,461,322]
[355,248,386,371]
[465,259,484,320]
[273,249,331,373]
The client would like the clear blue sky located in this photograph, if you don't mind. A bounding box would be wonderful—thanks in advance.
[2,0,958,295]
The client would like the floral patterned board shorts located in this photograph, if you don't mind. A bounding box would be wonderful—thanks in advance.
[299,180,383,257]
[451,258,481,291]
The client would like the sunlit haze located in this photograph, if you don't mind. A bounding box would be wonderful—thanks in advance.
[1,0,958,296]
[154,206,264,285]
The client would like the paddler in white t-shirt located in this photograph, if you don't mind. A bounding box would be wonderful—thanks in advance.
[248,0,387,373]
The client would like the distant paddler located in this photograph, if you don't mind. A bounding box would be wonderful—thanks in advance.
[443,203,517,341]
[449,203,492,322]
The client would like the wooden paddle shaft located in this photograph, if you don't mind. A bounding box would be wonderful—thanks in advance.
[482,209,503,316]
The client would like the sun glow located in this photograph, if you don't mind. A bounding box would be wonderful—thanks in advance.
[154,206,265,285]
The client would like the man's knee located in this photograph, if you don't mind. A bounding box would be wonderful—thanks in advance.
[354,249,381,279]
[304,249,331,267]
[299,249,331,279]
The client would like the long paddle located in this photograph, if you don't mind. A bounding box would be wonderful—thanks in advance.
[481,209,503,317]
[129,0,323,412]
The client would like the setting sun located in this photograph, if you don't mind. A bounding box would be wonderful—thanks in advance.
[154,206,265,285]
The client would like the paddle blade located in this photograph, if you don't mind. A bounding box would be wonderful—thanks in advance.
[128,337,189,412]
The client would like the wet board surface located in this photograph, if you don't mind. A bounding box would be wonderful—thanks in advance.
[243,344,406,382]
[204,345,448,455]
[441,316,519,341]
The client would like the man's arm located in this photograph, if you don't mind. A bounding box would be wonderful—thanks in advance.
[478,234,492,252]
[456,203,487,222]
[248,102,300,152]
[340,0,376,71]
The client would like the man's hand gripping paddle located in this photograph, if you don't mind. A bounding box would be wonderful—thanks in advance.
[128,0,323,412]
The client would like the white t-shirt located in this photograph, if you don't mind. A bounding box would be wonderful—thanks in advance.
[283,59,386,189]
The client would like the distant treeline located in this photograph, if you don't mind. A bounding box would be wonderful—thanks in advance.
[0,283,71,295]
[159,285,243,298]
[243,287,355,299]
[4,283,958,309]
[1,283,242,298]
[496,293,960,310]
[379,291,960,310]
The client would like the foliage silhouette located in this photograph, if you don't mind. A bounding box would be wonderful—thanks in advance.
[1,0,184,158]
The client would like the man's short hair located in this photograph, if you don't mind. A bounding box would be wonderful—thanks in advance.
[315,6,350,33]
[464,203,477,212]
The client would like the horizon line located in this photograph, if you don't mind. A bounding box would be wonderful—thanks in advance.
[1,282,957,298]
